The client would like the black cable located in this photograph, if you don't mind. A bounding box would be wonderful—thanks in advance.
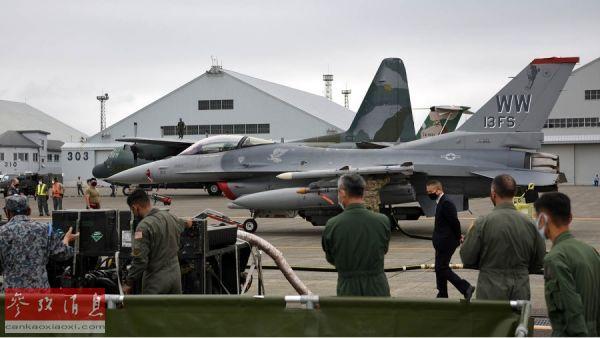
[395,223,433,241]
[254,265,543,275]
[254,264,467,273]
[386,213,433,241]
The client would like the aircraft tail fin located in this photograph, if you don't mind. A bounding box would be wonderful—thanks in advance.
[394,57,578,151]
[416,106,469,139]
[344,58,416,142]
[458,57,578,133]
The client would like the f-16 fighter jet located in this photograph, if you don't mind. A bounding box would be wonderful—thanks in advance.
[108,57,577,232]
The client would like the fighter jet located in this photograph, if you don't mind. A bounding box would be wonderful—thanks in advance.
[91,139,224,195]
[94,57,418,190]
[108,57,577,232]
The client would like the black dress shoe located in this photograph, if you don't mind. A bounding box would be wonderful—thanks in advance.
[464,285,475,302]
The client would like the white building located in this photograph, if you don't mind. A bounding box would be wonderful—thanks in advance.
[88,65,353,144]
[541,57,600,185]
[62,65,354,184]
[0,130,63,176]
[0,100,86,143]
[60,142,123,185]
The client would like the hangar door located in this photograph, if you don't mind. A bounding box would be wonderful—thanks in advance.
[574,144,600,185]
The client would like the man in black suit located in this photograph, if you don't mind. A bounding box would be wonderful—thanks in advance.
[426,180,474,300]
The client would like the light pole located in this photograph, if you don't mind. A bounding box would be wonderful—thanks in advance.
[97,93,109,132]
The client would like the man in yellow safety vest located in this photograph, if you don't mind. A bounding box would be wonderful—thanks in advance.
[35,179,49,217]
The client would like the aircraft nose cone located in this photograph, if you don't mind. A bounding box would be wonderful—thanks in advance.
[92,164,110,179]
[107,165,149,185]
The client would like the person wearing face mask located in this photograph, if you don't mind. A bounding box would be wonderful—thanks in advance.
[426,180,474,300]
[122,188,192,294]
[84,179,101,209]
[534,192,600,337]
[35,178,50,216]
[460,174,545,300]
[7,178,21,196]
[321,173,391,296]
[0,195,77,289]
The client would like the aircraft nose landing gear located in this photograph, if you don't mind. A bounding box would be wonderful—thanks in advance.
[243,219,258,233]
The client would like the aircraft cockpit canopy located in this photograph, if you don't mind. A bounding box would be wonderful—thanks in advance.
[108,147,123,160]
[179,135,274,155]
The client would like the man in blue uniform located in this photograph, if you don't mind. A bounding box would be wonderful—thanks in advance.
[0,195,77,289]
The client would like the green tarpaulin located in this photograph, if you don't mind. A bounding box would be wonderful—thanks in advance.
[1,295,531,337]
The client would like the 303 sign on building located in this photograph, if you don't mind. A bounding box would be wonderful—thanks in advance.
[4,288,105,334]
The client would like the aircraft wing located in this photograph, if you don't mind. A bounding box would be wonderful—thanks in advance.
[115,137,194,147]
[277,164,413,180]
[472,169,558,186]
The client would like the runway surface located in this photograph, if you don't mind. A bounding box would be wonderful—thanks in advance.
[12,185,600,336]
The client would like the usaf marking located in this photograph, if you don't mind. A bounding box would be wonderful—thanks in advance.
[484,94,532,128]
[441,153,461,161]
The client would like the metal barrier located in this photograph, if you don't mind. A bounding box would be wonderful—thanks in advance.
[0,294,533,336]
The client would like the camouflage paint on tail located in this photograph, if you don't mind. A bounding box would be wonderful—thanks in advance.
[458,57,578,133]
[416,106,469,139]
[301,58,415,143]
[396,57,578,151]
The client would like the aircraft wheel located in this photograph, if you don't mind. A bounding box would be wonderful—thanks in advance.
[243,219,258,233]
[122,186,131,196]
[207,183,222,196]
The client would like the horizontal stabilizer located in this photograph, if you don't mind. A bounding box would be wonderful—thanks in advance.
[472,169,558,186]
[277,164,413,180]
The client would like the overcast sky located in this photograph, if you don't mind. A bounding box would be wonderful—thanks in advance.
[2,0,599,136]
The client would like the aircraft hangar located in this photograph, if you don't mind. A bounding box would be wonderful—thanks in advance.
[541,57,600,185]
[59,58,600,187]
[61,64,354,184]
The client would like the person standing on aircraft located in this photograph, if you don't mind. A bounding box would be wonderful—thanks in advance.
[460,174,545,300]
[176,118,186,140]
[426,180,474,300]
[322,174,391,296]
[534,192,600,336]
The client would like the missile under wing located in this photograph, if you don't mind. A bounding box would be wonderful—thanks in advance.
[108,57,577,231]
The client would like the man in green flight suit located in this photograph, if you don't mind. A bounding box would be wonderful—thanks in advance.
[322,173,391,296]
[534,192,600,336]
[460,174,545,300]
[122,188,192,294]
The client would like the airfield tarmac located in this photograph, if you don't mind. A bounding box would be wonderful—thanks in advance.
[11,185,600,335]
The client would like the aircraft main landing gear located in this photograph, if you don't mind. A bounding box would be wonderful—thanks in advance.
[207,183,222,196]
